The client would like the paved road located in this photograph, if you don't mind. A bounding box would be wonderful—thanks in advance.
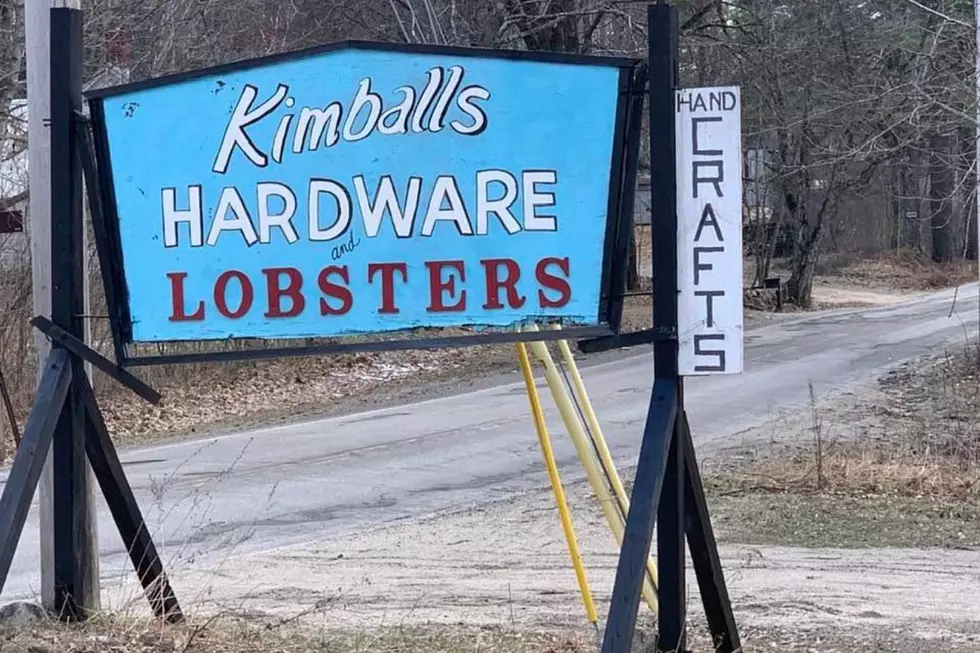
[1,284,977,602]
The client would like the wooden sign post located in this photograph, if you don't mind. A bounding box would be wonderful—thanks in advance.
[585,4,743,652]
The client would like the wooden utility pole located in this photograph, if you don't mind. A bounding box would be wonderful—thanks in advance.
[26,0,100,613]
[975,0,979,325]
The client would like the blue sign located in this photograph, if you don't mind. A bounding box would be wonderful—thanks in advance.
[88,42,638,344]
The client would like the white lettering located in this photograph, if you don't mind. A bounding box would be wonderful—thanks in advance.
[162,186,203,248]
[293,104,343,152]
[212,84,288,174]
[257,182,299,244]
[343,79,382,142]
[309,179,351,241]
[378,86,415,135]
[451,85,490,135]
[207,187,258,246]
[354,176,420,238]
[522,170,558,231]
[421,176,473,236]
[476,170,520,235]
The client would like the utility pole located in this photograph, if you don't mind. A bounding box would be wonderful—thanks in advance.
[26,0,99,613]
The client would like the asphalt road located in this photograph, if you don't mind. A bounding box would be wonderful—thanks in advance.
[0,284,977,603]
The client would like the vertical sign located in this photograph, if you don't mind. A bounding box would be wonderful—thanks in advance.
[675,86,743,375]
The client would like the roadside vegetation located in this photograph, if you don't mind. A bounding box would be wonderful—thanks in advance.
[3,611,978,653]
[705,342,980,549]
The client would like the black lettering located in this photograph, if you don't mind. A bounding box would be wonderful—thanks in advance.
[693,246,723,285]
[694,333,726,372]
[693,161,724,198]
[692,117,723,156]
[694,290,724,328]
[694,204,724,242]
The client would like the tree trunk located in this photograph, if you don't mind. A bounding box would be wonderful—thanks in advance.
[787,248,818,307]
[909,151,926,252]
[510,0,580,53]
[626,228,639,290]
[786,191,821,308]
[929,132,954,263]
[961,125,977,260]
[889,163,901,251]
[966,190,978,261]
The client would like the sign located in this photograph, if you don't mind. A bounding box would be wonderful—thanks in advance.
[675,86,743,375]
[87,43,638,345]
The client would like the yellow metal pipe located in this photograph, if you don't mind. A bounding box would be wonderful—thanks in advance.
[526,335,659,613]
[554,334,631,514]
[515,342,598,626]
[550,325,660,591]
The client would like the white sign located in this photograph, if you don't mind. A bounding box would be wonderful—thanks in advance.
[675,86,743,375]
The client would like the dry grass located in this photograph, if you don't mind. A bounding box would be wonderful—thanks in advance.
[3,612,978,653]
[0,615,592,653]
[701,343,980,549]
[814,249,977,292]
[712,345,980,502]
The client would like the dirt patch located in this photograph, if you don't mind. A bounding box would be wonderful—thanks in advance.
[808,284,913,310]
[109,470,980,648]
[54,340,980,649]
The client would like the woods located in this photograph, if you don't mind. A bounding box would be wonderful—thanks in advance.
[0,0,978,445]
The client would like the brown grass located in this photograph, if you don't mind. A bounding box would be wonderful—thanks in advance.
[710,344,980,503]
[815,249,978,292]
[0,615,593,653]
[4,612,977,653]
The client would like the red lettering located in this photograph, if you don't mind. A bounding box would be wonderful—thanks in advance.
[262,267,305,318]
[167,272,205,321]
[318,265,353,316]
[425,260,467,312]
[214,270,254,319]
[481,258,526,310]
[535,257,572,308]
[368,262,408,314]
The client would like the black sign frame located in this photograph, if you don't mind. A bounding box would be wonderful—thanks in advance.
[83,40,645,368]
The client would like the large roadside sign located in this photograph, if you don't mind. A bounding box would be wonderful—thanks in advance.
[85,42,641,351]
